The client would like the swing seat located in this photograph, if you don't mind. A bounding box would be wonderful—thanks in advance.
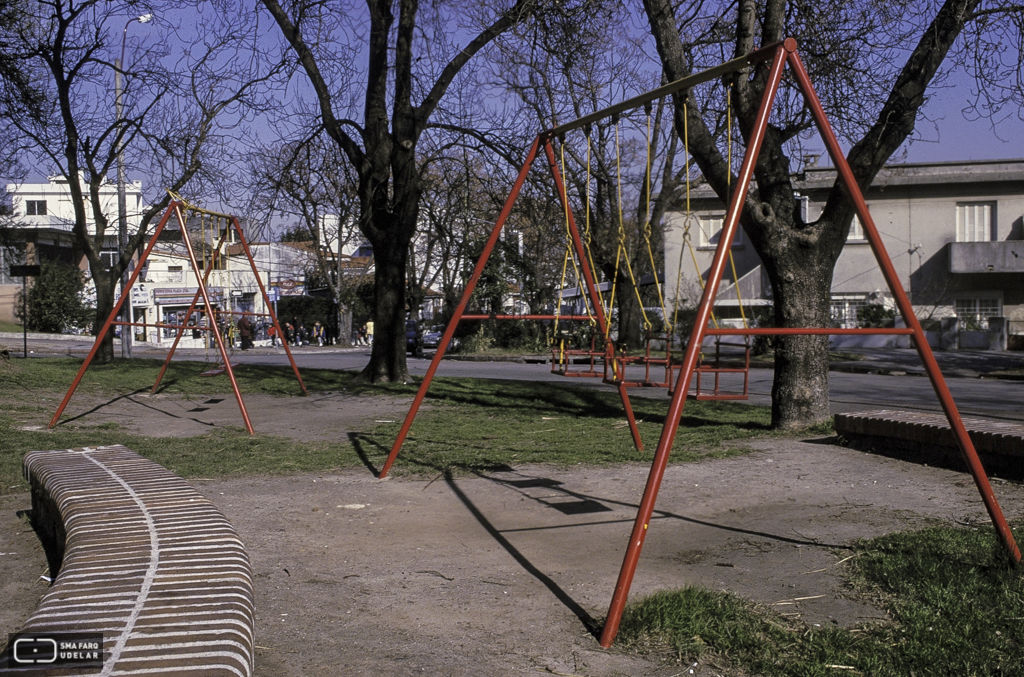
[551,335,605,378]
[670,338,751,400]
[603,334,675,388]
[200,362,240,377]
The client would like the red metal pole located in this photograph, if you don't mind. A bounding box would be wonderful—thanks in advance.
[788,49,1020,565]
[175,205,255,435]
[378,137,544,479]
[543,138,644,452]
[228,216,307,395]
[599,42,791,648]
[49,203,180,427]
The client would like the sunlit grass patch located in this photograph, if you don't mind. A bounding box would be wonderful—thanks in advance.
[618,521,1024,676]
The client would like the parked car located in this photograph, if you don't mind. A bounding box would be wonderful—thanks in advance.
[406,319,423,357]
[422,326,443,350]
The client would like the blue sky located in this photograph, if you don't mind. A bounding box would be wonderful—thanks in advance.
[895,69,1024,164]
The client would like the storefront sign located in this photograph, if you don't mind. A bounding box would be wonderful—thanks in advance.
[153,287,224,306]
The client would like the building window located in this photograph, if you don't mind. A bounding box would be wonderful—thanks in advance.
[698,214,741,248]
[848,214,865,241]
[830,293,868,329]
[354,243,374,258]
[955,297,1001,331]
[956,202,994,242]
[100,250,119,270]
[25,200,47,216]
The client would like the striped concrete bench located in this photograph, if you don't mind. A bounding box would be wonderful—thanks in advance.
[6,445,254,676]
[834,409,1024,480]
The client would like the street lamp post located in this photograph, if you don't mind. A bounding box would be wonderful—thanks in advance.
[115,13,152,358]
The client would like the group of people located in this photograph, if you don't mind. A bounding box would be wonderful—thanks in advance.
[231,315,334,349]
[280,318,331,347]
[353,321,374,346]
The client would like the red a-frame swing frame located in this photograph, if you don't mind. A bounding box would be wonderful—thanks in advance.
[48,200,307,435]
[381,37,1020,647]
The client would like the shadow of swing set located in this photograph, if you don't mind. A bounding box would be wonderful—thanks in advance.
[381,38,1021,647]
[48,198,308,435]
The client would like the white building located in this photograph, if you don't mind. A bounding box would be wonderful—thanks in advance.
[663,158,1024,349]
[120,235,324,347]
[1,174,145,321]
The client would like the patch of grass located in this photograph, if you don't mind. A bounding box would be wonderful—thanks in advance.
[985,368,1024,379]
[368,377,776,475]
[2,358,783,485]
[618,520,1024,676]
[0,321,24,333]
[0,357,360,396]
[0,414,364,495]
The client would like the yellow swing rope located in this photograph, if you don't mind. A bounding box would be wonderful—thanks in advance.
[582,127,607,318]
[674,100,720,333]
[642,105,669,334]
[606,116,651,339]
[671,106,691,335]
[724,87,750,329]
[554,137,596,365]
[559,139,596,326]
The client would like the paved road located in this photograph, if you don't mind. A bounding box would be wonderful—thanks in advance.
[173,345,1024,423]
[8,334,1023,422]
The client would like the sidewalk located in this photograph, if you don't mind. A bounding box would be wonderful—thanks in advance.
[3,331,1022,378]
[829,347,1024,379]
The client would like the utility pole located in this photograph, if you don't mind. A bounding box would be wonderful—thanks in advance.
[115,13,153,358]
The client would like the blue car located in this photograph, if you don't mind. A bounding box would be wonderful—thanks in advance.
[406,319,423,357]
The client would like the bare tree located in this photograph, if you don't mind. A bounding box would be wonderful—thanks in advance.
[0,0,279,362]
[642,0,1024,429]
[249,136,361,339]
[494,4,687,349]
[259,0,554,382]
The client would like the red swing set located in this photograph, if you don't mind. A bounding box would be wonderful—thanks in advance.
[48,199,307,435]
[382,38,1020,647]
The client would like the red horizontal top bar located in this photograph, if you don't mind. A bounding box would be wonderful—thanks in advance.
[461,314,596,321]
[705,327,916,336]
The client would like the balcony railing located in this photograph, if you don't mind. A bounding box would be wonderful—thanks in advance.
[948,241,1024,273]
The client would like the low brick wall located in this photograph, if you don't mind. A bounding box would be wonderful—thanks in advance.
[5,445,254,676]
[834,409,1024,480]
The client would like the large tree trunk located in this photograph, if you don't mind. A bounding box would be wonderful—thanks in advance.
[763,249,833,428]
[360,223,411,382]
[92,270,116,364]
[615,277,645,350]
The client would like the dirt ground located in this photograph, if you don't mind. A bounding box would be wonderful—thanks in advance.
[3,390,1024,676]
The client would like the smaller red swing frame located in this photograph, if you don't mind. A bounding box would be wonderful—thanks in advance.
[48,201,307,435]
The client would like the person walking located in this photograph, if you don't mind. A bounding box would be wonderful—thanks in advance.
[366,320,374,345]
[237,314,253,350]
[312,320,325,347]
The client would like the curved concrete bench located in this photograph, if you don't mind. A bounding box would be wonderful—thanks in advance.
[8,445,254,676]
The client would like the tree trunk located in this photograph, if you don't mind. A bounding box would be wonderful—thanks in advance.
[615,277,645,350]
[763,251,833,429]
[360,232,410,382]
[92,271,116,364]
